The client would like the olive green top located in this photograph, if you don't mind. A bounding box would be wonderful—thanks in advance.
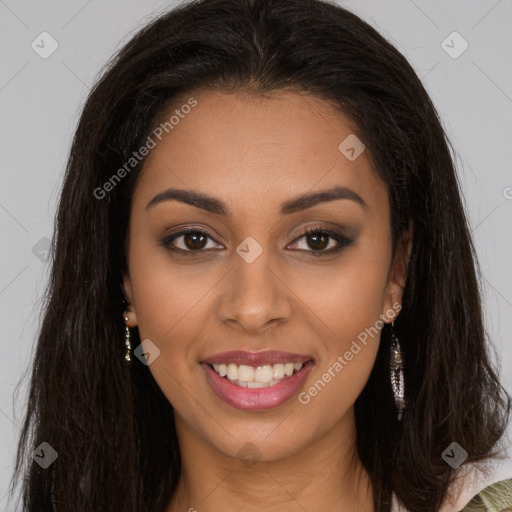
[459,478,512,511]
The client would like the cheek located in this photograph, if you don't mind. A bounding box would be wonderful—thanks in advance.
[298,279,384,421]
[127,241,211,408]
[128,233,216,345]
[295,239,389,409]
[299,239,390,346]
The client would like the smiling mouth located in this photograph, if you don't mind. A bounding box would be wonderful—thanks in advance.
[206,361,312,388]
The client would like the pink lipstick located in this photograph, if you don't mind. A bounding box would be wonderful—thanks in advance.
[200,350,314,411]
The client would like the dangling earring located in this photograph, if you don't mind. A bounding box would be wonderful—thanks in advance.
[123,313,131,363]
[390,320,405,420]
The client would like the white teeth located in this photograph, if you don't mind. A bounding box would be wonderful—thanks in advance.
[247,381,269,388]
[254,365,274,383]
[227,363,238,380]
[284,363,295,376]
[238,364,255,381]
[210,361,306,385]
[238,379,282,388]
[273,363,285,379]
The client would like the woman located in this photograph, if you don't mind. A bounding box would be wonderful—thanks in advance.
[8,0,512,510]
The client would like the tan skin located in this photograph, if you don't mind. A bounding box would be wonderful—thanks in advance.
[122,89,412,512]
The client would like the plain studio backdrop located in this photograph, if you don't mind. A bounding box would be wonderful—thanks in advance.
[0,0,511,508]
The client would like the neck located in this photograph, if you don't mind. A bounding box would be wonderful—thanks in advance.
[167,407,374,512]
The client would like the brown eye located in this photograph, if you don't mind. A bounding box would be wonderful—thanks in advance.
[183,232,208,250]
[305,232,330,251]
[162,228,222,253]
[288,226,353,256]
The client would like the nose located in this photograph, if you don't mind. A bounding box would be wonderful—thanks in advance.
[217,244,293,335]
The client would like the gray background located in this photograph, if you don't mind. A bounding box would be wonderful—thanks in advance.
[1,0,511,508]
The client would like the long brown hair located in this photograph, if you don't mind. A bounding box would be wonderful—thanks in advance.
[9,0,510,510]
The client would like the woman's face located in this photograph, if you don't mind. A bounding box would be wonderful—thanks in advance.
[123,89,410,463]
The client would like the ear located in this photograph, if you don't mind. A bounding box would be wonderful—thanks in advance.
[122,271,138,327]
[381,221,413,323]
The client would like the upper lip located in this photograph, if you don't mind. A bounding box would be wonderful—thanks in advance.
[201,350,314,366]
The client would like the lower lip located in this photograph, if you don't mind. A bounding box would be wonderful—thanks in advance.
[201,361,314,411]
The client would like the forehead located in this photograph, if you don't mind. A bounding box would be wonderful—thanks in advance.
[133,89,387,216]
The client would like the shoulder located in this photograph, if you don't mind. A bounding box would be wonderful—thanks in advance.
[444,461,512,511]
[391,460,512,511]
[458,478,512,511]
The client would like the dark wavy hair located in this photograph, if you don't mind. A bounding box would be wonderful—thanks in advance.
[9,0,510,510]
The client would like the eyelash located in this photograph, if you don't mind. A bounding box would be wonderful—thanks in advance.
[161,225,353,257]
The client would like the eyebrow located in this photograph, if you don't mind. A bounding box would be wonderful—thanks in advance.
[146,185,368,216]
